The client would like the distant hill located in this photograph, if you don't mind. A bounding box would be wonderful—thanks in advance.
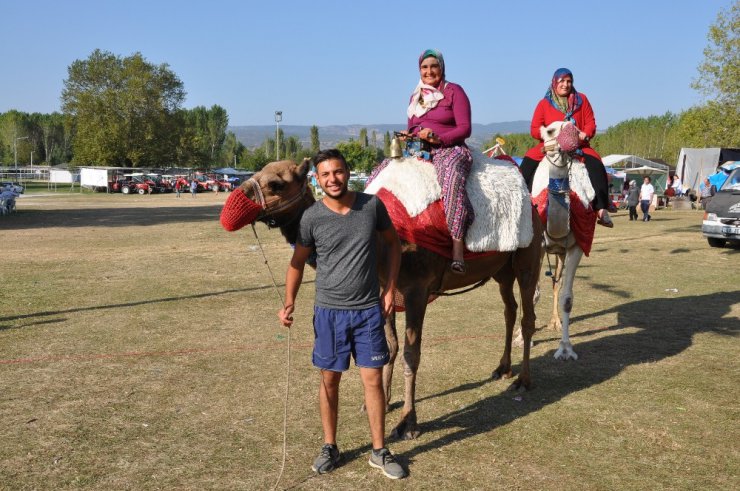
[229,121,530,150]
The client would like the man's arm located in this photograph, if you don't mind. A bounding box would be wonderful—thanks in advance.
[378,225,401,318]
[278,244,313,327]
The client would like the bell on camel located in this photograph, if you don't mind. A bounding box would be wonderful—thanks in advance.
[390,136,402,159]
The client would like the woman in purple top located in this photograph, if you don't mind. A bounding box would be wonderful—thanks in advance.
[370,49,473,274]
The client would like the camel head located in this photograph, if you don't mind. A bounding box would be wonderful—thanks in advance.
[220,159,314,236]
[540,121,579,155]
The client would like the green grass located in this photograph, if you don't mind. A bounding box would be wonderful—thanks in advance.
[1,194,738,490]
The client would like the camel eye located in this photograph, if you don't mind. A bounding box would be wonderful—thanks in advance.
[268,180,285,192]
[547,129,556,137]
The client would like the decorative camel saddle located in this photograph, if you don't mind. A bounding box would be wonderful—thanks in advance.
[365,152,534,258]
[530,153,597,256]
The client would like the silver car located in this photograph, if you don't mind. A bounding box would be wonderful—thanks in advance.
[702,167,740,247]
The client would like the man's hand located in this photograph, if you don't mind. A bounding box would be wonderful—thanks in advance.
[380,289,395,319]
[279,304,295,327]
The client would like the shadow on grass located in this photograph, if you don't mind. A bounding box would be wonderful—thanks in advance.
[342,291,739,471]
[0,204,223,230]
[0,282,313,327]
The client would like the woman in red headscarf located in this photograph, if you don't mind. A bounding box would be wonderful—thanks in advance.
[520,68,614,227]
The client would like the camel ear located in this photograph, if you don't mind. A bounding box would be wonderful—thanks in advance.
[297,158,311,180]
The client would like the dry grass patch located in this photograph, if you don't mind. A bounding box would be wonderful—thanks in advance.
[1,195,738,490]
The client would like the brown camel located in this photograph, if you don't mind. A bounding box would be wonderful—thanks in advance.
[220,158,543,440]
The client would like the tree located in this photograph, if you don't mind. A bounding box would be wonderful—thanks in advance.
[61,49,185,166]
[335,140,380,173]
[383,131,391,157]
[692,2,740,107]
[359,128,369,148]
[310,125,320,153]
[207,105,228,164]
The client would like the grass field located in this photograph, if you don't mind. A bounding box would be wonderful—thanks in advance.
[1,190,738,490]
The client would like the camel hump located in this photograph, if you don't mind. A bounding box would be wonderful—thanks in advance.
[366,154,534,253]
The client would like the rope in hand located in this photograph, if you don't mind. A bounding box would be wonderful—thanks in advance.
[249,223,291,491]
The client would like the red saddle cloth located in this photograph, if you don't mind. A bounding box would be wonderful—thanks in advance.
[531,188,596,256]
[375,188,497,261]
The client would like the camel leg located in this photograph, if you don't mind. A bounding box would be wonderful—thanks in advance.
[382,310,398,412]
[548,254,564,331]
[553,247,583,360]
[390,288,428,440]
[492,268,516,381]
[510,248,540,391]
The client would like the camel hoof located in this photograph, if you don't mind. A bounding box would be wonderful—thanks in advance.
[508,378,530,392]
[492,368,513,380]
[391,426,420,441]
[554,342,578,360]
[547,320,562,331]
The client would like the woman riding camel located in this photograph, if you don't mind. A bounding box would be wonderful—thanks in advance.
[369,48,473,273]
[519,68,614,227]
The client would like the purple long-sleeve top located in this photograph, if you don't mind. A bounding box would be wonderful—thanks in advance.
[408,82,471,147]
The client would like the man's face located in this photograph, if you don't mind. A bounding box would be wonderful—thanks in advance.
[316,158,349,199]
[644,177,650,184]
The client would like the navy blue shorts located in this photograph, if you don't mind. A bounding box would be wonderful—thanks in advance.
[312,305,389,372]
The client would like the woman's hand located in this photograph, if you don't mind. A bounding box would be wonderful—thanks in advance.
[418,127,441,145]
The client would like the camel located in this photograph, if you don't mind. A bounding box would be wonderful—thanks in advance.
[528,121,598,361]
[220,156,543,440]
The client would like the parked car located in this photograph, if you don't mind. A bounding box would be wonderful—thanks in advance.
[1,181,24,194]
[702,167,740,247]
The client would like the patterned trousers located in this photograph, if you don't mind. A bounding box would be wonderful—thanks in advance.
[368,144,473,240]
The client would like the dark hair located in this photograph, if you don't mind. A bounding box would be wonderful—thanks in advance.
[312,148,350,170]
[645,176,652,182]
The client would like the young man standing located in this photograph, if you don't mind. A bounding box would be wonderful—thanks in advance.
[278,149,406,479]
[640,176,655,222]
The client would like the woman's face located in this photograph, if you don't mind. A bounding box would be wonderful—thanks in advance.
[420,56,443,87]
[554,76,573,97]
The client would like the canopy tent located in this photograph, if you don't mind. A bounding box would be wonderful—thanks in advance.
[212,167,254,176]
[602,155,669,192]
[675,148,740,193]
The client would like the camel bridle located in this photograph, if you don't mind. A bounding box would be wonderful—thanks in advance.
[244,176,313,227]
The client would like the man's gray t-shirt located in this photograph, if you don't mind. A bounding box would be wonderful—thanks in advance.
[297,192,392,309]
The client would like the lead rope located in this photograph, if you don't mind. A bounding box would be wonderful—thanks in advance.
[249,223,290,491]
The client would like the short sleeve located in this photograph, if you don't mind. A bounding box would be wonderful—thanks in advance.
[375,196,392,231]
[297,211,315,248]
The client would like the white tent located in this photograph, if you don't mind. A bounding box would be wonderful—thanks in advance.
[675,148,724,192]
[602,155,669,196]
[602,154,669,172]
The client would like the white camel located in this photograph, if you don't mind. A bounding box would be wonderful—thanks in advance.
[531,121,597,361]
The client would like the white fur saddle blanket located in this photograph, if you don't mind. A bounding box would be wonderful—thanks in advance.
[365,154,533,252]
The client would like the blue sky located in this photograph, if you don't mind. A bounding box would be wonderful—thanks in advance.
[0,0,732,129]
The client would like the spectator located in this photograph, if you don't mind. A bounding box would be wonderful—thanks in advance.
[699,178,716,209]
[640,176,654,222]
[190,179,198,197]
[626,180,639,221]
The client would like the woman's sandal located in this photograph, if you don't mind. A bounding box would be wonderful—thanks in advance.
[451,260,466,275]
[597,212,614,228]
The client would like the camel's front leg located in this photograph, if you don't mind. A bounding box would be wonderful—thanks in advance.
[553,247,583,360]
[382,310,398,412]
[391,289,428,440]
[548,254,564,331]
